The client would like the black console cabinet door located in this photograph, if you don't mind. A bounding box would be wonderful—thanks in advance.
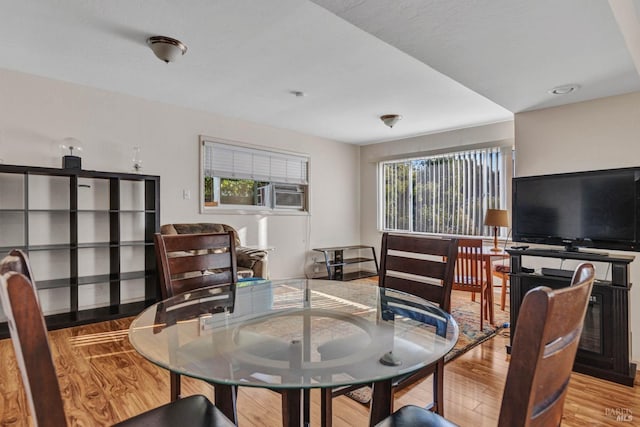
[507,249,635,386]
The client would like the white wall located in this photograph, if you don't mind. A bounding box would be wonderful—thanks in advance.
[358,121,515,251]
[514,91,640,362]
[0,68,361,279]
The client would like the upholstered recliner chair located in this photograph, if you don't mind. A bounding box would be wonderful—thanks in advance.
[160,223,269,279]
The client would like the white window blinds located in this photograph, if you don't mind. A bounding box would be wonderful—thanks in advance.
[381,147,505,235]
[203,141,309,185]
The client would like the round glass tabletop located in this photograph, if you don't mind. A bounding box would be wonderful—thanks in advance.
[129,279,458,390]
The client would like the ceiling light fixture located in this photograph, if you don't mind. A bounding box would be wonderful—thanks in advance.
[290,90,306,97]
[548,84,580,95]
[380,114,402,128]
[147,36,188,63]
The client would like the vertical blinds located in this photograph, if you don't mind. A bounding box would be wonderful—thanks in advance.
[203,141,309,185]
[382,147,505,235]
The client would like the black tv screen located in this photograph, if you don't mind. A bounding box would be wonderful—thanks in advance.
[512,168,640,252]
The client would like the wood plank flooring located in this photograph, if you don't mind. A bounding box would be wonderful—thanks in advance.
[1,315,639,426]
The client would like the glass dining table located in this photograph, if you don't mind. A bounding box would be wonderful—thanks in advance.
[129,279,458,427]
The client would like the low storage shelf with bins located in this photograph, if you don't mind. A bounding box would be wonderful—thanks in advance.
[507,248,636,386]
[313,245,378,281]
[0,164,160,337]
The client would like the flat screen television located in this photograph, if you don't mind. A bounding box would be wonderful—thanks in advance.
[512,167,640,252]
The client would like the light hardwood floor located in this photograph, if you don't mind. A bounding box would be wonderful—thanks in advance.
[1,314,639,426]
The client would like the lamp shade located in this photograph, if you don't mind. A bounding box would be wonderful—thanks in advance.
[484,209,509,228]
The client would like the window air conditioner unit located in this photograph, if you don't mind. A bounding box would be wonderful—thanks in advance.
[273,185,305,210]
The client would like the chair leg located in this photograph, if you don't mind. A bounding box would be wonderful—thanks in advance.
[281,389,301,427]
[487,281,495,325]
[479,283,484,331]
[493,271,509,311]
[215,383,238,425]
[432,359,445,416]
[500,273,508,311]
[370,378,394,426]
[321,388,333,427]
[170,372,181,402]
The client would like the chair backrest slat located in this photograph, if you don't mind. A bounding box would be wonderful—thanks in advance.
[384,255,448,279]
[169,271,235,296]
[0,251,67,427]
[167,252,233,275]
[160,232,235,253]
[379,233,458,312]
[498,263,595,427]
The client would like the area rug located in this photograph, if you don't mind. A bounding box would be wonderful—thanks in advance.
[444,290,510,362]
[345,278,510,404]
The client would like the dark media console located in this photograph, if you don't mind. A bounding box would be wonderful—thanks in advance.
[507,248,636,386]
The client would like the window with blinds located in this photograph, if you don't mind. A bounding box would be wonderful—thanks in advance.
[380,147,506,235]
[201,138,309,212]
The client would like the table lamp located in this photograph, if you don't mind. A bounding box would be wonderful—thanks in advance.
[484,209,509,252]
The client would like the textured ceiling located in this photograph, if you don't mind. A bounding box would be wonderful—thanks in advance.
[311,0,640,113]
[1,0,639,144]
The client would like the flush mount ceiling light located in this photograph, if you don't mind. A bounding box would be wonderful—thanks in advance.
[548,84,580,95]
[380,114,402,128]
[147,36,188,63]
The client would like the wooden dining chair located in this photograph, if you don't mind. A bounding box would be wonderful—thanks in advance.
[319,233,458,426]
[452,238,492,330]
[155,231,238,299]
[155,233,304,426]
[375,262,596,427]
[154,231,238,401]
[0,250,234,427]
[380,234,459,412]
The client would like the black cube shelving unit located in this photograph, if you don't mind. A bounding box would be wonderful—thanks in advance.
[0,164,160,337]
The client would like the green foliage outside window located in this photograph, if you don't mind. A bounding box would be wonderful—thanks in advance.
[204,176,214,203]
[220,179,264,198]
[204,177,270,206]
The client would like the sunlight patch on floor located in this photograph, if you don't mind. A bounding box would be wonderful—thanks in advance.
[68,329,129,347]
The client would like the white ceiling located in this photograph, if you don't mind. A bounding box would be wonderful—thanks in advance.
[1,0,639,145]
